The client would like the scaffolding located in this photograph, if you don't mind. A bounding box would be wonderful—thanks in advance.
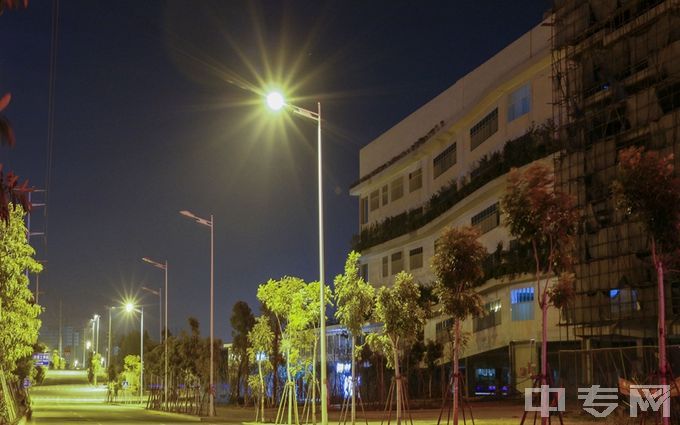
[552,0,680,345]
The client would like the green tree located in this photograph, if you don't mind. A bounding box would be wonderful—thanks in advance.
[612,146,680,423]
[248,315,274,422]
[368,271,425,425]
[431,226,486,424]
[257,277,305,425]
[501,162,577,425]
[0,205,41,375]
[88,353,103,385]
[334,251,374,425]
[120,354,141,393]
[50,349,65,370]
[257,276,330,425]
[230,300,255,403]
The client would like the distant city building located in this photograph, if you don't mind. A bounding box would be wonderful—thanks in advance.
[39,325,80,366]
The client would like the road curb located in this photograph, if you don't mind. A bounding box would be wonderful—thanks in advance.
[144,408,202,422]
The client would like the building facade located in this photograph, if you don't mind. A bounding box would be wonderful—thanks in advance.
[349,20,582,396]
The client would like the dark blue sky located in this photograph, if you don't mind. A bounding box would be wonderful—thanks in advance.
[0,1,549,342]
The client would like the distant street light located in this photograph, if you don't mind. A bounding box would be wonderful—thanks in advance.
[179,209,214,417]
[265,91,328,425]
[124,302,144,398]
[142,256,168,410]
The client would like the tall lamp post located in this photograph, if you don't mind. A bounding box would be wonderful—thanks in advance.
[266,92,328,425]
[125,302,144,399]
[93,314,101,356]
[107,307,116,369]
[141,285,162,341]
[142,257,168,409]
[179,209,214,416]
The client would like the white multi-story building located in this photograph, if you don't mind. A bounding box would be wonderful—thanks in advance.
[350,19,578,395]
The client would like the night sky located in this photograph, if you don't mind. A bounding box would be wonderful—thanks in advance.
[0,1,549,343]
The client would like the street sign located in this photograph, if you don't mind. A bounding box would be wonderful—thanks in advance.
[32,352,50,367]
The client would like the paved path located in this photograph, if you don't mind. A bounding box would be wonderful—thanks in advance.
[29,370,199,424]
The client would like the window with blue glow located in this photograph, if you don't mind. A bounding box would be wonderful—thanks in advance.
[507,84,531,122]
[511,287,534,321]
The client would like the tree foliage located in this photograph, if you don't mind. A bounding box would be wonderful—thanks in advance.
[334,251,375,338]
[0,204,41,374]
[247,315,274,365]
[612,146,680,257]
[368,271,425,369]
[230,301,254,402]
[257,276,330,378]
[120,354,141,392]
[431,226,485,320]
[501,163,578,307]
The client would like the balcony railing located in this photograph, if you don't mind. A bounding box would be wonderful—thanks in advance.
[352,122,558,252]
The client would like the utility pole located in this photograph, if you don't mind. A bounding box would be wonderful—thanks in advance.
[58,300,62,357]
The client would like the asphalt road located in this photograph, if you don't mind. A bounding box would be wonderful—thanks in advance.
[28,370,200,424]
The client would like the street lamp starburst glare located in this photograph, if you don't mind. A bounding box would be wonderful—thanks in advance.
[266,91,285,111]
[125,302,134,313]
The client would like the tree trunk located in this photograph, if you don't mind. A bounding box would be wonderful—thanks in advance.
[452,319,460,425]
[393,342,401,425]
[312,337,317,425]
[350,335,356,425]
[652,239,670,425]
[541,290,548,425]
[258,361,265,422]
[287,349,293,425]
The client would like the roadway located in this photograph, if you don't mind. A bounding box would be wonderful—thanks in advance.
[28,370,201,424]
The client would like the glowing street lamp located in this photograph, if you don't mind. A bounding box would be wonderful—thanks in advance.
[265,91,328,425]
[266,91,285,111]
[124,302,144,398]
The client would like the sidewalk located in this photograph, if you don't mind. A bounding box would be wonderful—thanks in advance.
[198,400,604,424]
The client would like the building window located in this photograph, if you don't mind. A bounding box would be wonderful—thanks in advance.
[511,287,534,321]
[409,168,422,192]
[360,197,368,225]
[473,299,501,332]
[409,247,423,270]
[471,203,500,234]
[610,288,640,318]
[391,252,403,275]
[433,143,457,179]
[360,264,368,282]
[381,185,389,206]
[435,318,453,343]
[382,256,388,278]
[507,84,531,122]
[370,190,380,212]
[470,108,498,150]
[391,177,404,201]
